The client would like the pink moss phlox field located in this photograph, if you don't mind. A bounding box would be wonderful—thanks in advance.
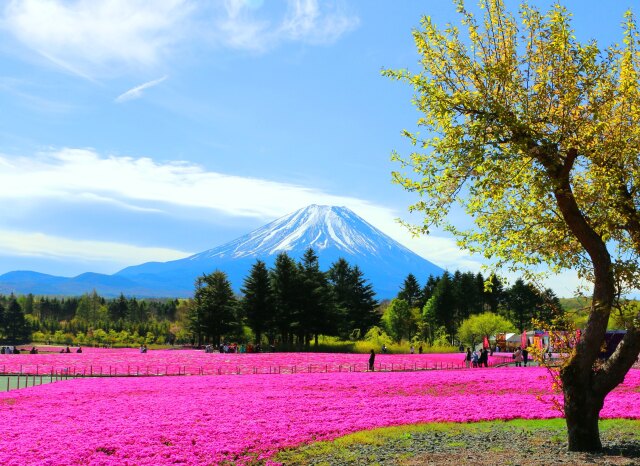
[0,350,511,376]
[1,368,638,465]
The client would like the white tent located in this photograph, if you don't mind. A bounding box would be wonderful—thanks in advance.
[505,333,520,343]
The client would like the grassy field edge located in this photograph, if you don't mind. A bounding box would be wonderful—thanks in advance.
[271,418,640,465]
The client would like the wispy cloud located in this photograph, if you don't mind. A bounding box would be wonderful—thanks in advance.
[215,0,359,51]
[0,148,472,271]
[2,0,192,78]
[1,0,359,77]
[0,76,77,113]
[279,0,359,45]
[0,229,191,265]
[115,76,168,103]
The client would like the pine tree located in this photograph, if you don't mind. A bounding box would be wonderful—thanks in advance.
[397,273,422,309]
[108,293,129,321]
[506,279,541,332]
[241,259,274,345]
[193,271,237,345]
[3,297,31,345]
[270,252,301,346]
[299,248,334,347]
[422,275,440,303]
[422,271,455,339]
[328,259,378,339]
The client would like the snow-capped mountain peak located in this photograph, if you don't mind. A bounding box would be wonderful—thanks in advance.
[1,204,444,298]
[189,204,408,261]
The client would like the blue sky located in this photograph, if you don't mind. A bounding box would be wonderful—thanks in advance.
[0,0,634,296]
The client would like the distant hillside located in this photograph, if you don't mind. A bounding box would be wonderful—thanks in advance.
[0,205,445,299]
[559,297,639,330]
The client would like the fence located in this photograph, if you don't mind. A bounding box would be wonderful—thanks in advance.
[0,356,514,383]
[2,372,80,392]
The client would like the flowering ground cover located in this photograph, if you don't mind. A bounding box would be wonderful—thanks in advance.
[0,367,638,465]
[0,349,511,376]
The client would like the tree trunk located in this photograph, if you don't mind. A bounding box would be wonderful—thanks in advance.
[562,372,605,451]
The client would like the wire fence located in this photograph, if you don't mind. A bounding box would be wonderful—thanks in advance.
[0,356,514,388]
[1,372,80,392]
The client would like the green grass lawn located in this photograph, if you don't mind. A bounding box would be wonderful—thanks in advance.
[272,419,640,466]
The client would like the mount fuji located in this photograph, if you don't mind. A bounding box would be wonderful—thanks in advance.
[0,205,444,298]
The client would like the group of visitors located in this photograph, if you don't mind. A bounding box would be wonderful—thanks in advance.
[1,345,87,354]
[463,347,490,368]
[0,346,20,354]
[512,346,529,367]
[203,343,263,354]
[59,346,79,353]
[379,344,426,355]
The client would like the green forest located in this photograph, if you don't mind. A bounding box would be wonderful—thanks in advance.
[0,248,596,350]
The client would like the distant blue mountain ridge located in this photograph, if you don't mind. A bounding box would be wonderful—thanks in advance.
[0,205,444,298]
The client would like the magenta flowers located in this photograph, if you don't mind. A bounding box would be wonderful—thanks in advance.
[0,367,638,465]
[0,349,511,376]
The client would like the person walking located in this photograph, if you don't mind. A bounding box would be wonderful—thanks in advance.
[368,349,375,371]
[471,350,479,368]
[514,347,523,367]
[464,347,472,368]
[522,347,529,367]
[479,348,489,368]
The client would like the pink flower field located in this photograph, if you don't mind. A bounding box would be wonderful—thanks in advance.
[0,349,512,376]
[1,367,638,465]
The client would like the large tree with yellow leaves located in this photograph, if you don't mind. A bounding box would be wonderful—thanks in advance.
[385,0,640,451]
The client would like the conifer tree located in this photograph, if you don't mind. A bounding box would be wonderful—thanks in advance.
[241,259,274,345]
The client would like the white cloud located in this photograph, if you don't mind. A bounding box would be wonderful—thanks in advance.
[115,76,168,103]
[0,148,471,271]
[279,0,359,45]
[2,0,192,77]
[0,149,589,296]
[1,0,358,76]
[0,229,191,265]
[214,0,359,51]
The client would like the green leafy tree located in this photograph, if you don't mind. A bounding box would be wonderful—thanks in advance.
[75,291,107,323]
[385,0,640,450]
[483,274,505,314]
[457,312,516,349]
[241,259,274,345]
[382,298,417,343]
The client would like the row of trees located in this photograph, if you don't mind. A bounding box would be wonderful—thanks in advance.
[0,293,187,346]
[189,249,379,348]
[1,252,563,350]
[383,272,563,344]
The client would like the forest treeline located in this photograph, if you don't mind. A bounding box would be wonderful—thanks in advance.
[0,248,564,348]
